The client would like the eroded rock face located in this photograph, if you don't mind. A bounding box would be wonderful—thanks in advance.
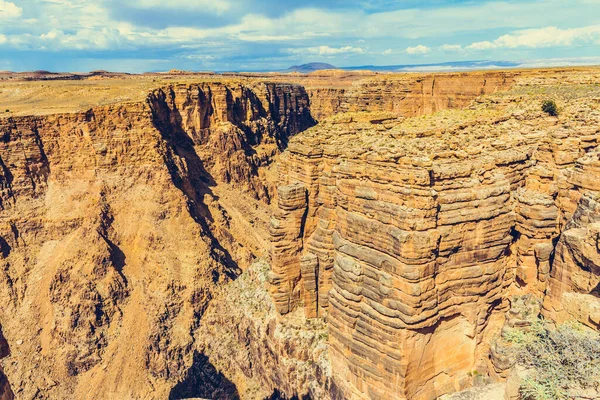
[194,260,332,400]
[306,72,514,121]
[0,81,314,399]
[489,295,542,378]
[1,69,599,400]
[270,113,523,399]
[147,82,315,201]
[269,75,600,399]
[543,151,600,328]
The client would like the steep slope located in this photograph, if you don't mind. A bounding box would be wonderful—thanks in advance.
[0,81,313,399]
[268,75,600,399]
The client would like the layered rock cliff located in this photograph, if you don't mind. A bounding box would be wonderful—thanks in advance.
[306,72,514,121]
[0,80,313,399]
[268,75,600,399]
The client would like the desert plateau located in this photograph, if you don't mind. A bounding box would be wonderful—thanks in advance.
[0,65,598,400]
[2,1,600,399]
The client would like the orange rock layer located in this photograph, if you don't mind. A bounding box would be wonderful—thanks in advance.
[0,81,313,399]
[0,69,598,400]
[269,78,600,399]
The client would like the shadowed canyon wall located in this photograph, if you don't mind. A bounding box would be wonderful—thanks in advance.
[0,326,13,400]
[0,81,313,399]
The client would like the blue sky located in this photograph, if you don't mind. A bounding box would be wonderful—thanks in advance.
[0,0,599,72]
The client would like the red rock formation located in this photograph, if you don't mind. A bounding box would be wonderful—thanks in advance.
[1,68,599,400]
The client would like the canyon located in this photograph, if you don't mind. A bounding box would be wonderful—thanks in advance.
[0,68,598,400]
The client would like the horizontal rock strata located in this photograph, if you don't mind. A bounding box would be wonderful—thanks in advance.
[269,80,600,399]
[306,72,514,121]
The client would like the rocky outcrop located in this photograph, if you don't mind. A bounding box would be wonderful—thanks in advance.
[147,82,315,201]
[270,112,525,399]
[193,260,331,400]
[0,80,314,399]
[269,76,600,398]
[543,151,600,328]
[489,295,542,378]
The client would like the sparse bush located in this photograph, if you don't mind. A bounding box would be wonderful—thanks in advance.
[520,378,562,400]
[541,100,558,116]
[505,319,600,400]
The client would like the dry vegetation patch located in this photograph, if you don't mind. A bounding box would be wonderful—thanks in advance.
[503,320,600,400]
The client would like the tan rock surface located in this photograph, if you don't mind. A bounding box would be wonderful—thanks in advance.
[269,69,600,399]
[0,80,313,399]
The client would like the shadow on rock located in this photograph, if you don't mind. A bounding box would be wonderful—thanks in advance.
[168,351,240,400]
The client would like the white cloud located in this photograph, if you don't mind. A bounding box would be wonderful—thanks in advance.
[35,28,129,50]
[131,0,230,14]
[0,0,21,19]
[288,45,364,56]
[440,44,463,52]
[406,45,430,54]
[466,25,600,50]
[1,0,600,70]
[466,41,496,50]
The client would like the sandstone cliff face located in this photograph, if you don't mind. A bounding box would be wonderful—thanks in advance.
[543,150,600,328]
[269,76,600,399]
[0,80,314,399]
[270,112,525,399]
[147,82,315,201]
[306,72,514,121]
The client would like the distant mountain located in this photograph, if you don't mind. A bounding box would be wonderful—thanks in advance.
[285,62,338,73]
[274,60,523,74]
[342,60,522,72]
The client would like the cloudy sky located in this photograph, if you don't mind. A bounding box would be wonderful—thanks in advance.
[0,0,599,72]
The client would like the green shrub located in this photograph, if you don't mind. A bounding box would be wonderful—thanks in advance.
[541,100,558,116]
[510,320,600,400]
